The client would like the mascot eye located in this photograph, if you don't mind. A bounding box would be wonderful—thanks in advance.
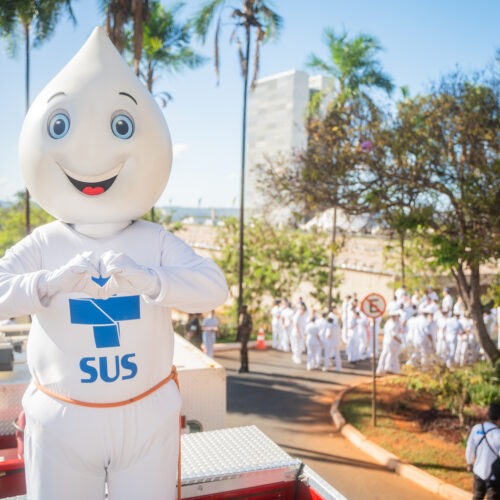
[111,114,134,139]
[48,112,70,139]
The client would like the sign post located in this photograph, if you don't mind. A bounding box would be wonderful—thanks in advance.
[360,293,386,427]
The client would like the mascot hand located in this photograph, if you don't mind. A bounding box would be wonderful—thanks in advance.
[39,252,101,304]
[100,251,161,299]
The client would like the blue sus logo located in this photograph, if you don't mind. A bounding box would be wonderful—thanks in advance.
[69,290,141,384]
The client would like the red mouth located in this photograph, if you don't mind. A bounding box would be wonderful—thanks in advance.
[66,175,117,196]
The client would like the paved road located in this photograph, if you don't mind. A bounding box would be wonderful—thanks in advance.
[216,348,439,500]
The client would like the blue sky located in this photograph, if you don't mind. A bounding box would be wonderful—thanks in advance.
[0,0,498,208]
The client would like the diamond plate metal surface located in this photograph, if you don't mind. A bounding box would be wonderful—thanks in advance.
[181,425,300,483]
[0,383,28,436]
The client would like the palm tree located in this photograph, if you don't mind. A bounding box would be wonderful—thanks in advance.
[140,2,205,96]
[0,0,76,236]
[103,0,149,75]
[307,28,394,310]
[131,0,205,222]
[192,0,282,316]
[307,28,393,108]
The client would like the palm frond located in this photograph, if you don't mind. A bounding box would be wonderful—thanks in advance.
[192,0,225,43]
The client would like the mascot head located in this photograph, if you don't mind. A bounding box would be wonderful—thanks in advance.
[18,27,172,225]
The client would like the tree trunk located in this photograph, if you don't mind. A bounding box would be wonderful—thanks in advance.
[327,206,338,311]
[132,0,143,76]
[469,263,499,363]
[400,231,405,287]
[24,23,31,236]
[237,26,251,318]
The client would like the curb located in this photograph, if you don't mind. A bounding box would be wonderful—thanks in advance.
[330,382,471,500]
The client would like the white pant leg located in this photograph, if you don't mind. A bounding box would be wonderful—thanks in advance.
[203,331,215,358]
[387,344,400,374]
[376,347,389,374]
[291,333,302,364]
[314,344,322,367]
[323,339,332,369]
[281,326,291,352]
[445,336,457,367]
[272,321,279,349]
[107,407,179,500]
[23,379,181,500]
[306,341,318,369]
[346,333,354,362]
[332,342,342,371]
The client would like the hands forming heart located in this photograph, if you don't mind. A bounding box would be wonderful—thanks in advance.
[41,251,161,302]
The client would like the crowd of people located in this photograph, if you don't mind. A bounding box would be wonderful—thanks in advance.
[270,285,500,374]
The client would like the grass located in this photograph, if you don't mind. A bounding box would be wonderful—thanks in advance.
[340,378,473,492]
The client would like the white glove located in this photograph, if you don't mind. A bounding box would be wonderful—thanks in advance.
[38,251,101,305]
[100,251,161,299]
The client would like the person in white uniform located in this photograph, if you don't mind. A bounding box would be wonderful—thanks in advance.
[347,311,366,363]
[341,296,351,343]
[271,299,281,350]
[202,310,219,358]
[376,312,402,375]
[465,403,500,499]
[305,313,321,371]
[291,303,308,364]
[456,314,473,366]
[408,312,434,367]
[0,28,228,500]
[444,313,464,368]
[280,301,294,352]
[441,287,454,313]
[395,285,407,304]
[322,316,341,372]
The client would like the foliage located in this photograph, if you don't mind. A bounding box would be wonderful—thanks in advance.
[406,361,500,425]
[126,1,205,98]
[306,28,393,110]
[141,207,182,232]
[382,227,446,291]
[368,70,500,362]
[102,0,149,73]
[0,194,54,257]
[192,0,282,85]
[483,274,500,306]
[215,217,336,315]
[0,0,75,50]
[258,98,383,217]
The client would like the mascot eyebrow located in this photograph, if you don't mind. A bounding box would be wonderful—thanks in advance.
[119,91,137,105]
[47,92,66,103]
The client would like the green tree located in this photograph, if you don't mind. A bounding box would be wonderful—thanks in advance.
[138,1,205,96]
[192,0,282,316]
[306,28,393,113]
[258,97,384,309]
[0,0,76,236]
[0,193,54,257]
[216,217,334,315]
[303,28,393,308]
[373,71,500,363]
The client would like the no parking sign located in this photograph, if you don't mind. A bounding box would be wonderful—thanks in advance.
[360,292,387,427]
[360,293,386,319]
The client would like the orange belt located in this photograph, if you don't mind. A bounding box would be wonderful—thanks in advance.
[32,366,182,500]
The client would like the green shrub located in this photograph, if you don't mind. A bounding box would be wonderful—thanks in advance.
[406,361,500,425]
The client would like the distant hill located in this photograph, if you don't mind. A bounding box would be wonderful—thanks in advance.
[161,206,238,223]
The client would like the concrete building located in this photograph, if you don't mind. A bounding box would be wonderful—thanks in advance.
[245,70,330,217]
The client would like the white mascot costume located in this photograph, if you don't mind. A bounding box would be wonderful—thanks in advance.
[0,27,228,500]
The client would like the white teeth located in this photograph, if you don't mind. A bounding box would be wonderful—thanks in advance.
[57,162,123,183]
